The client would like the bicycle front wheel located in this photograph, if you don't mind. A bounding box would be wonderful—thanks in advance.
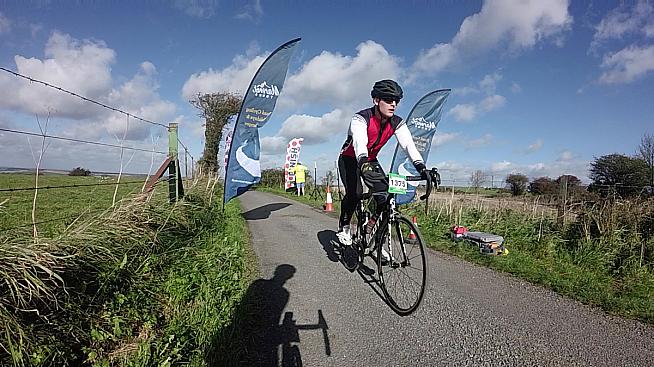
[377,215,427,316]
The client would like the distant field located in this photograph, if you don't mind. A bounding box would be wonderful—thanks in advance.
[0,173,161,237]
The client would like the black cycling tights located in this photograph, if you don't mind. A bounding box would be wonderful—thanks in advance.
[338,155,388,229]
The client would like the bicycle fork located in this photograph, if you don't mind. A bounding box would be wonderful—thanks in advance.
[387,201,410,269]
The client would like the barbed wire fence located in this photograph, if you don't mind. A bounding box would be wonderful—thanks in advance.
[0,67,196,239]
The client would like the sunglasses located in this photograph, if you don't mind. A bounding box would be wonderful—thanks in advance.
[381,98,400,104]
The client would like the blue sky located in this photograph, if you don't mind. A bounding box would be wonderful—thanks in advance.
[1,0,653,185]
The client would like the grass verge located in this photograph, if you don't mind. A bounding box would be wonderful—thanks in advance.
[1,178,256,366]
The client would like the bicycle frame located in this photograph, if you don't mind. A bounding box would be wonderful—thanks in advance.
[354,193,399,258]
[345,168,438,315]
[352,168,438,263]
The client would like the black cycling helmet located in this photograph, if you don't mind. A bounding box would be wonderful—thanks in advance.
[371,79,403,100]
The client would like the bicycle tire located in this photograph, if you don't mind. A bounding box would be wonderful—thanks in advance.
[377,214,427,316]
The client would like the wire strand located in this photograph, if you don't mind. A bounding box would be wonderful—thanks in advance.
[0,127,167,155]
[0,67,169,129]
[0,177,172,193]
[0,209,109,232]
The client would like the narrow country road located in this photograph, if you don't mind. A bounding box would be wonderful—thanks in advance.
[237,190,654,366]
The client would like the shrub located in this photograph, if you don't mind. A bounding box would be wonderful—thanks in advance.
[68,167,91,176]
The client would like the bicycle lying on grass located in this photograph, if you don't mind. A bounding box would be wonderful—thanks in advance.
[342,168,440,316]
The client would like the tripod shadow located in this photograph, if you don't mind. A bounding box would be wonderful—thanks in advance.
[242,203,291,220]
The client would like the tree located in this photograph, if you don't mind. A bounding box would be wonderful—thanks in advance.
[638,132,654,188]
[528,176,557,197]
[555,174,581,187]
[323,170,336,186]
[555,174,586,204]
[505,173,529,196]
[589,153,649,197]
[69,167,91,176]
[191,92,242,173]
[260,168,284,188]
[469,170,486,192]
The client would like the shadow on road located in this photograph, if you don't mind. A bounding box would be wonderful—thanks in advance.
[208,264,331,366]
[316,230,392,310]
[242,203,292,220]
[316,230,360,271]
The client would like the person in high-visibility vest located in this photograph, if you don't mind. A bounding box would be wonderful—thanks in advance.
[289,162,309,196]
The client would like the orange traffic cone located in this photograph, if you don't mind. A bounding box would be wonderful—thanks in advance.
[409,216,417,240]
[325,185,334,212]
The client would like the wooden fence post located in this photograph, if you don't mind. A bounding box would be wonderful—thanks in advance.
[168,123,180,202]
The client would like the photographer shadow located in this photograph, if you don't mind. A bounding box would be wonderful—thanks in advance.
[209,264,330,366]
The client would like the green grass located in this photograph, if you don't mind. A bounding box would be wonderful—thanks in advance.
[0,173,154,237]
[1,176,256,366]
[258,185,654,324]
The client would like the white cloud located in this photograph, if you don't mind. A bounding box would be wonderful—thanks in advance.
[281,41,402,111]
[491,160,513,172]
[526,139,543,153]
[235,0,264,23]
[448,94,505,122]
[599,45,654,84]
[181,40,402,116]
[511,82,522,93]
[466,133,494,149]
[277,109,349,145]
[646,23,654,38]
[557,150,574,162]
[260,136,287,155]
[173,0,218,18]
[449,73,507,122]
[432,132,458,147]
[410,0,572,77]
[479,94,506,112]
[527,162,546,173]
[0,32,175,142]
[452,86,479,96]
[479,72,502,94]
[448,104,477,122]
[453,72,503,96]
[0,32,115,119]
[0,12,11,34]
[591,0,654,49]
[181,53,267,100]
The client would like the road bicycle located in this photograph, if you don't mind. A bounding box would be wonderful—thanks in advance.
[342,168,440,316]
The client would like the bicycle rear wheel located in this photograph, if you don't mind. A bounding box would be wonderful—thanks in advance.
[377,215,427,316]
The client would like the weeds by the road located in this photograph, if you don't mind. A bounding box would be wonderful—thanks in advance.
[1,177,254,366]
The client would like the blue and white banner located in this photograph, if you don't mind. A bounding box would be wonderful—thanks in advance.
[390,89,451,205]
[224,38,301,204]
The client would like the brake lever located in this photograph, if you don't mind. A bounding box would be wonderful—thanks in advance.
[419,172,432,201]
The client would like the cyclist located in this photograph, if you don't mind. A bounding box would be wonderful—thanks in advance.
[336,79,428,247]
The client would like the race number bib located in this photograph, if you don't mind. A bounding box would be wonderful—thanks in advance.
[388,173,407,194]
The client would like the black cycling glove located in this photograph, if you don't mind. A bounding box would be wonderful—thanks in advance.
[413,161,428,179]
[358,155,375,175]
